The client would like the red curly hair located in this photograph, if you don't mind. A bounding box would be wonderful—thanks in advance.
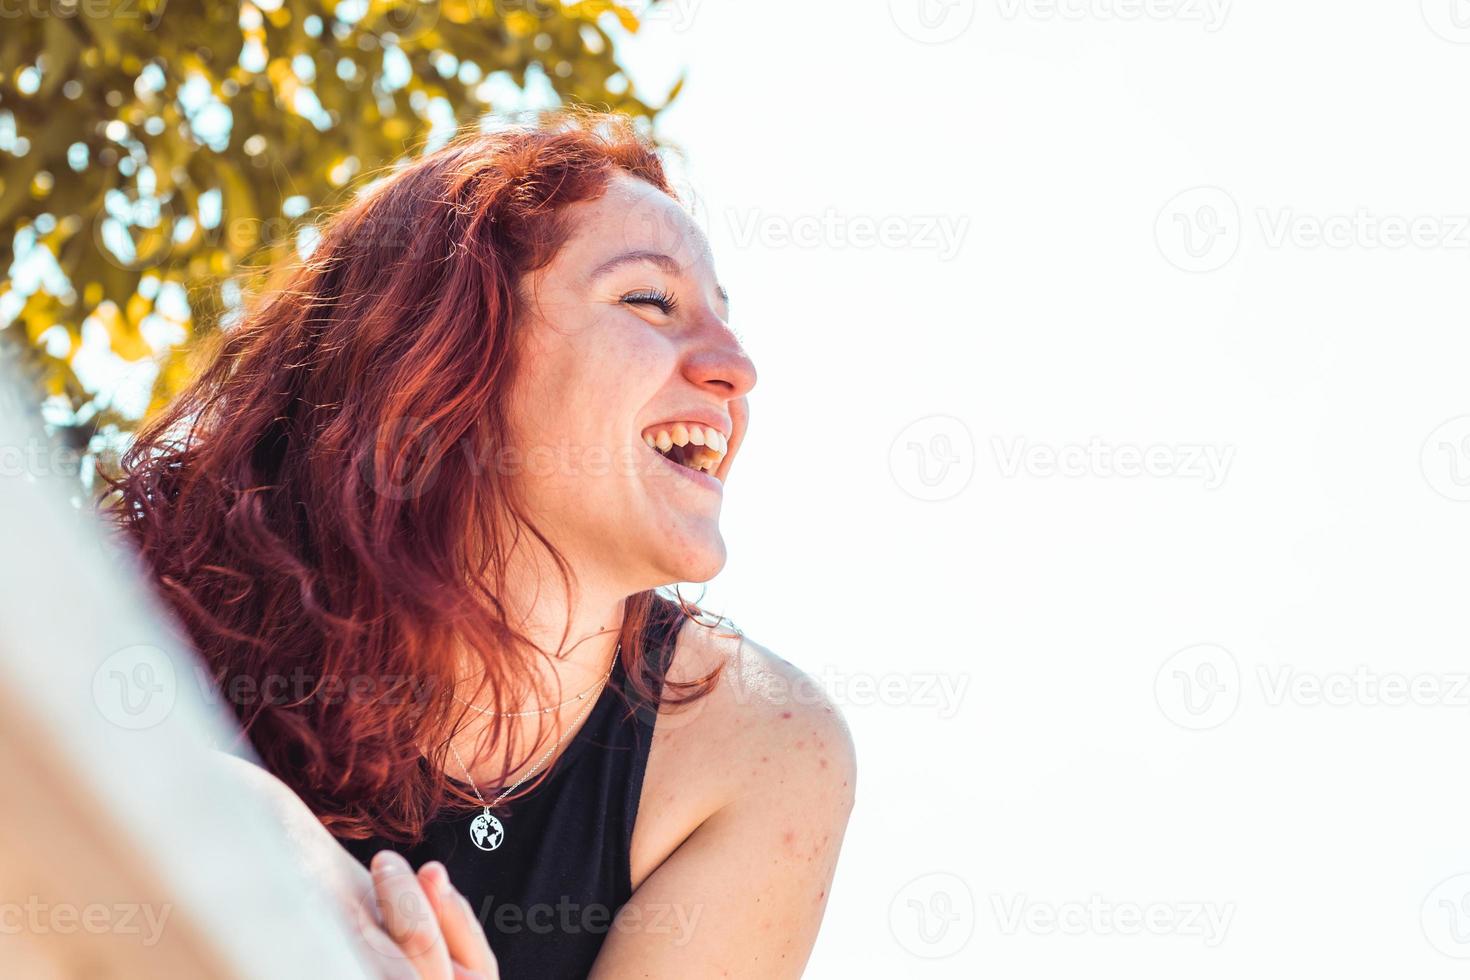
[107,113,719,842]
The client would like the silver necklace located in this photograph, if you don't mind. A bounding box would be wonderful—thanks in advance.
[453,666,612,717]
[448,642,618,852]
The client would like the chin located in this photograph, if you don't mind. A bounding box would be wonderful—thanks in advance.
[654,533,727,586]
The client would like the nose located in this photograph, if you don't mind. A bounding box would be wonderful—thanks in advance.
[682,314,757,399]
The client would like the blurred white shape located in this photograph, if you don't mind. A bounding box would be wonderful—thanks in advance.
[0,371,372,978]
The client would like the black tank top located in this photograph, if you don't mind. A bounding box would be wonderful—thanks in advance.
[338,609,680,979]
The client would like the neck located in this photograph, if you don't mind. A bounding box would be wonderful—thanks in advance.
[445,552,624,789]
[456,536,630,712]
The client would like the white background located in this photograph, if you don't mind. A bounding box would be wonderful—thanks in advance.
[611,1,1470,976]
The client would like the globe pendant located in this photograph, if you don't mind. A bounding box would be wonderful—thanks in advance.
[470,810,504,851]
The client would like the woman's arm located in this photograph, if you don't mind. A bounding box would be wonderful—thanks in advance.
[590,633,858,978]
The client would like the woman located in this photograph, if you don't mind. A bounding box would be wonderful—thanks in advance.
[110,112,855,978]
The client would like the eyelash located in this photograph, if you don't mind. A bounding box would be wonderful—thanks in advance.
[621,288,679,315]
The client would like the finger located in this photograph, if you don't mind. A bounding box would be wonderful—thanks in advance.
[418,861,498,979]
[372,850,452,980]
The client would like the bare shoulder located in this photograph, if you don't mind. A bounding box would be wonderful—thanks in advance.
[630,613,857,887]
[668,614,856,781]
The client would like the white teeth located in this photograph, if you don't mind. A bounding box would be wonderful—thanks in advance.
[641,421,730,475]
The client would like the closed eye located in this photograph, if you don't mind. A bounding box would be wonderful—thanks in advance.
[621,288,679,315]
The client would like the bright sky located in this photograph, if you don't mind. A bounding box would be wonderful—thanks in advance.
[610,3,1470,977]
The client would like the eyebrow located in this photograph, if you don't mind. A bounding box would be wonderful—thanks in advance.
[588,249,730,304]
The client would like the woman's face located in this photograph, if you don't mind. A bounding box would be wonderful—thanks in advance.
[505,173,757,590]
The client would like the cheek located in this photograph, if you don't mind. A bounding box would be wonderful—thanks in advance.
[508,339,597,444]
[513,312,676,451]
[569,322,677,435]
[612,323,679,400]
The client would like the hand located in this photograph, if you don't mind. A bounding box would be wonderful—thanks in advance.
[206,756,499,978]
[356,850,500,980]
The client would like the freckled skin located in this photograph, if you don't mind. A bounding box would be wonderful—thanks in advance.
[609,622,858,979]
[507,174,755,589]
[498,175,853,975]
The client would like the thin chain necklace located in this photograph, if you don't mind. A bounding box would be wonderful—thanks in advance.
[453,660,614,718]
[448,641,618,852]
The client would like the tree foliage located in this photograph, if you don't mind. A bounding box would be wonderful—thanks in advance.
[0,0,669,455]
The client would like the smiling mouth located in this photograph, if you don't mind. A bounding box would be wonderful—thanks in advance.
[641,422,728,477]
